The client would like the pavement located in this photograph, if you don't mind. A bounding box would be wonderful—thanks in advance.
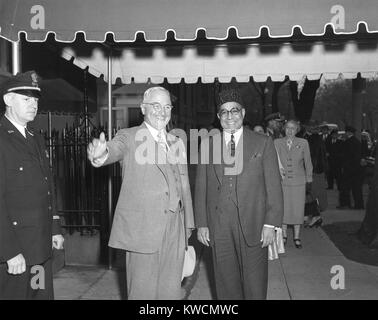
[53,188,378,300]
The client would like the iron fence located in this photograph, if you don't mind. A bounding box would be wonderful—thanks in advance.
[43,124,122,253]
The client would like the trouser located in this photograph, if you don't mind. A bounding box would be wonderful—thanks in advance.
[125,209,185,300]
[327,159,342,189]
[339,173,364,208]
[211,205,268,300]
[0,258,53,300]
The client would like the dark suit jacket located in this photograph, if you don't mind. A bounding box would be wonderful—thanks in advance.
[342,135,362,176]
[0,117,61,266]
[195,127,283,246]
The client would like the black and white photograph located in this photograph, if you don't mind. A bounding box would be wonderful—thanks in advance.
[1,0,378,306]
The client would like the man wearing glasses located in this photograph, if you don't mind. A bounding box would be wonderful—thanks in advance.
[195,88,283,299]
[87,86,194,299]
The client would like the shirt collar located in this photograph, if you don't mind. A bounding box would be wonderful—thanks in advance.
[5,114,27,138]
[144,121,167,142]
[224,127,243,146]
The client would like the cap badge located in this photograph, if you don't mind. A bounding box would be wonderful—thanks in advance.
[31,72,38,87]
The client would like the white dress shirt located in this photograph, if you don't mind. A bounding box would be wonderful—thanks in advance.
[144,121,169,151]
[223,127,243,148]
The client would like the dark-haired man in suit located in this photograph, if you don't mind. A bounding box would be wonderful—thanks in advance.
[195,89,283,299]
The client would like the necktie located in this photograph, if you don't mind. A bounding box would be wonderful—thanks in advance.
[287,139,293,150]
[157,131,167,153]
[229,133,235,157]
[25,128,40,156]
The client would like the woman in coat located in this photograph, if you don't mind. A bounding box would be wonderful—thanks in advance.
[274,120,313,248]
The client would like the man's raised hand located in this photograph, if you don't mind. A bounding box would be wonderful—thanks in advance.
[87,132,107,162]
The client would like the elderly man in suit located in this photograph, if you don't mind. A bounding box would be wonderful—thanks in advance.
[274,120,313,249]
[195,89,283,300]
[0,71,64,300]
[87,86,194,300]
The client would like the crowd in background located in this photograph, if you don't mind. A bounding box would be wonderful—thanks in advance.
[250,113,377,248]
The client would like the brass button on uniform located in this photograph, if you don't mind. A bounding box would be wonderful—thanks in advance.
[13,221,17,226]
[19,167,23,171]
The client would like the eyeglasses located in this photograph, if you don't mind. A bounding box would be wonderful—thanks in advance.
[143,102,173,112]
[219,108,242,118]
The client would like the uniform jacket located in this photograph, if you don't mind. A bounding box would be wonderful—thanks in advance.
[194,128,284,247]
[0,117,61,266]
[274,137,313,186]
[104,123,194,254]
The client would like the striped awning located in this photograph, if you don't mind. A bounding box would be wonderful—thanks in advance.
[61,40,378,83]
[1,0,378,42]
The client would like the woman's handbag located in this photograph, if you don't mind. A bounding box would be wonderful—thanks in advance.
[305,193,321,218]
[268,227,285,260]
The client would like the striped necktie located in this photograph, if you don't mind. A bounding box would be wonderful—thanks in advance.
[228,133,235,157]
[157,131,167,153]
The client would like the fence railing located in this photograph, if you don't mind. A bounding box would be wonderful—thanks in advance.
[43,124,122,262]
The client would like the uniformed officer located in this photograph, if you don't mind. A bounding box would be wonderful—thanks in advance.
[264,112,285,140]
[0,71,64,300]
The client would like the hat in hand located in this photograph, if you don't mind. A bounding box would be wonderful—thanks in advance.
[1,71,41,98]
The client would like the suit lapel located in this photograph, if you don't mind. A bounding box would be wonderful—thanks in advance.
[139,122,169,185]
[0,117,40,161]
[212,134,224,185]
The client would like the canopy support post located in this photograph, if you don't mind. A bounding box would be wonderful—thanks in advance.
[11,41,21,75]
[107,52,113,270]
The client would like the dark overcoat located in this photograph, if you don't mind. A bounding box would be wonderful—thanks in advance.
[0,116,61,266]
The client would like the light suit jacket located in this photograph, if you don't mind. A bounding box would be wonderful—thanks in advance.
[195,128,283,246]
[274,137,313,186]
[104,123,194,253]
